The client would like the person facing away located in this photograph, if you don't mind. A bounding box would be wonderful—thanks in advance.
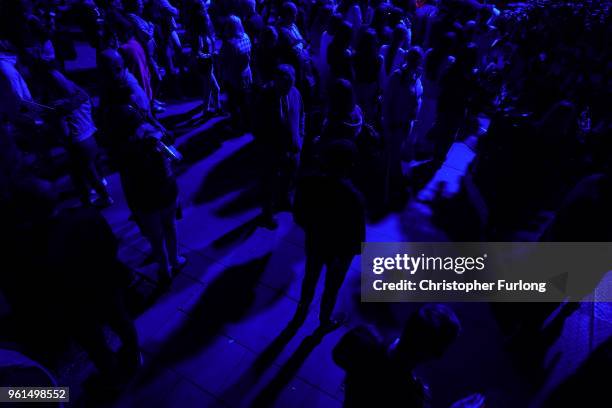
[30,59,113,207]
[333,304,462,408]
[292,140,365,329]
[254,64,304,228]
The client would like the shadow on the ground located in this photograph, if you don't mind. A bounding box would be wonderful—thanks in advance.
[132,254,280,385]
[159,102,205,127]
[250,328,331,407]
[214,184,262,218]
[216,313,305,405]
[174,117,234,170]
[209,215,261,249]
[192,141,263,205]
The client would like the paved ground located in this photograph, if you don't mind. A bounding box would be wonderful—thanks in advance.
[58,42,611,408]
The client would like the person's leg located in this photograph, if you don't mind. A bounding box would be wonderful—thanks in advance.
[210,70,221,112]
[296,243,325,322]
[138,210,171,280]
[67,143,91,205]
[319,253,353,324]
[160,201,181,270]
[202,70,213,112]
[78,137,111,201]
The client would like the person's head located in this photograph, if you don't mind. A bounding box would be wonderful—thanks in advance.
[329,78,356,116]
[122,0,143,15]
[404,45,424,74]
[394,304,461,367]
[98,48,126,82]
[333,20,354,48]
[279,1,298,25]
[320,139,358,177]
[391,23,409,49]
[274,64,296,95]
[355,29,378,59]
[225,15,246,39]
[260,25,278,48]
[440,30,458,54]
[242,0,257,16]
[327,13,344,35]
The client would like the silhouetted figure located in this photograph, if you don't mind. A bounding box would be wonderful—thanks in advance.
[293,140,365,329]
[254,64,304,229]
[333,304,461,407]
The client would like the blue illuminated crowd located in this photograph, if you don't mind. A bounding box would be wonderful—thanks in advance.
[0,0,611,407]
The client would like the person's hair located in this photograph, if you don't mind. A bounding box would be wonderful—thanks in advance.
[402,304,461,351]
[98,48,125,77]
[385,24,409,74]
[280,1,298,22]
[226,15,246,38]
[329,78,356,117]
[276,63,296,83]
[326,13,344,36]
[354,29,379,82]
[333,20,354,48]
[260,25,278,47]
[404,45,424,73]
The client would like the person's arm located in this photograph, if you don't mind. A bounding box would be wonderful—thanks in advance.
[49,71,89,113]
[157,0,179,17]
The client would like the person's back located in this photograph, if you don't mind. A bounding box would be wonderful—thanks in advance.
[119,119,178,213]
[120,37,153,100]
[294,172,365,254]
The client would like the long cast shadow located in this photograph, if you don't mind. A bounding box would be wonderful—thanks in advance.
[250,327,335,407]
[192,141,263,205]
[134,254,276,385]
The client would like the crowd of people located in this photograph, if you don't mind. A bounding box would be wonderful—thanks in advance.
[1,0,611,406]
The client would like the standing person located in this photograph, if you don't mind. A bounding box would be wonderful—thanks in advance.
[32,60,113,207]
[292,140,365,330]
[428,43,478,162]
[254,64,304,229]
[276,1,316,107]
[380,24,409,88]
[188,1,222,116]
[117,106,185,287]
[97,49,183,287]
[118,25,154,106]
[353,29,382,124]
[123,0,164,112]
[322,78,364,145]
[46,206,142,379]
[219,15,253,131]
[327,20,354,82]
[317,13,343,96]
[333,304,464,408]
[382,46,423,205]
[253,26,281,85]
